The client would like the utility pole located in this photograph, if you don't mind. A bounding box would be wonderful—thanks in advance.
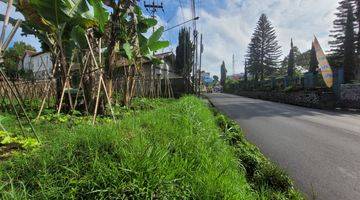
[144,0,164,32]
[191,0,198,93]
[144,0,164,19]
[198,34,203,95]
[144,0,164,97]
[232,54,235,77]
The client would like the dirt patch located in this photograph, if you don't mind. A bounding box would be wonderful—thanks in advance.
[0,142,24,161]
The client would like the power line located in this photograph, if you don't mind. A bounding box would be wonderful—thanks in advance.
[164,17,199,32]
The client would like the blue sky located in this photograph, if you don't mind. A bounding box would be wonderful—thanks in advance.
[1,0,339,76]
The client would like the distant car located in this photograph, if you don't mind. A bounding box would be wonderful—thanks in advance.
[213,86,222,93]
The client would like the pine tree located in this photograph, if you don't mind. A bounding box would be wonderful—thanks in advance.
[344,2,356,82]
[244,60,248,81]
[245,14,282,81]
[329,0,355,67]
[308,43,319,73]
[355,0,360,55]
[246,37,260,80]
[287,39,295,77]
[175,28,195,80]
[220,61,227,86]
[355,0,360,80]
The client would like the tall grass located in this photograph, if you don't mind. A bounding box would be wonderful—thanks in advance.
[0,97,258,199]
[215,113,303,199]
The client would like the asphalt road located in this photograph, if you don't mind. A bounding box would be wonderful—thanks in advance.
[205,93,360,200]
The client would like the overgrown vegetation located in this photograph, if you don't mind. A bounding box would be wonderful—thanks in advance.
[0,96,302,199]
[214,111,302,199]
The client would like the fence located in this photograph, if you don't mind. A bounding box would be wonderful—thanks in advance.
[225,68,344,94]
[0,79,56,111]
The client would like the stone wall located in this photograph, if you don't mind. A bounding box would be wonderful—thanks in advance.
[228,89,337,109]
[340,84,360,109]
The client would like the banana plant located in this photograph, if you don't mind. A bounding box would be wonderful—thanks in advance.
[2,0,170,108]
[121,4,169,64]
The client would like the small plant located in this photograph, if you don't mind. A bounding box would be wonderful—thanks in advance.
[284,86,294,92]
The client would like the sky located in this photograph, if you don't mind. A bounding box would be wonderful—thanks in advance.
[1,0,339,76]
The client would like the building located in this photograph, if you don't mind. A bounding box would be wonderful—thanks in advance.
[200,71,213,85]
[201,71,210,80]
[19,51,53,79]
[115,51,181,79]
[150,52,181,79]
[229,73,245,80]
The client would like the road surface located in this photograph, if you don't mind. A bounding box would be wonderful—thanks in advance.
[205,93,360,200]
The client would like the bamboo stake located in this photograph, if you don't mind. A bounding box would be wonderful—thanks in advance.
[1,82,25,137]
[85,34,103,124]
[100,77,116,121]
[92,74,102,124]
[73,52,90,112]
[36,53,58,119]
[85,35,116,124]
[0,69,39,141]
[2,20,22,51]
[36,81,53,120]
[57,54,76,114]
[0,0,13,49]
[0,121,6,132]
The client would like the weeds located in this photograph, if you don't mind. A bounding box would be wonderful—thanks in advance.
[215,111,303,199]
[0,96,303,199]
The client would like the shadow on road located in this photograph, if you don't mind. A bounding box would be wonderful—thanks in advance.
[206,93,359,120]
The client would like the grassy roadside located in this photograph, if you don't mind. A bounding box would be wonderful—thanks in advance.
[0,96,303,199]
[214,110,303,199]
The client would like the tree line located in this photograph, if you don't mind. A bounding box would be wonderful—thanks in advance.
[228,0,360,84]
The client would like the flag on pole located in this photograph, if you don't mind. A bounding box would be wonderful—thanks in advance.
[313,36,333,88]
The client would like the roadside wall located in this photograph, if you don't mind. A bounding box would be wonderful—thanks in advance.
[227,89,337,109]
[340,84,360,109]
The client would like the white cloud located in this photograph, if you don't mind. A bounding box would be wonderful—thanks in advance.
[176,0,339,76]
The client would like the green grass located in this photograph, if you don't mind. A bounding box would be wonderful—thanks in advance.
[214,112,303,199]
[0,96,303,199]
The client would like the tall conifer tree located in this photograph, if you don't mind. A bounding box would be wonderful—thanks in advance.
[356,0,360,54]
[287,39,295,77]
[309,43,319,73]
[329,0,355,67]
[343,2,356,82]
[175,28,195,81]
[246,14,282,81]
[220,61,227,86]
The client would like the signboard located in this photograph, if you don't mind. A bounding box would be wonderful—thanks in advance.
[313,36,333,88]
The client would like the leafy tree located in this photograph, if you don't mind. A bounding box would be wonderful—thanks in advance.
[2,42,36,80]
[343,2,356,82]
[287,39,295,77]
[220,61,227,86]
[212,75,219,84]
[175,28,194,81]
[246,14,282,81]
[308,43,319,73]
